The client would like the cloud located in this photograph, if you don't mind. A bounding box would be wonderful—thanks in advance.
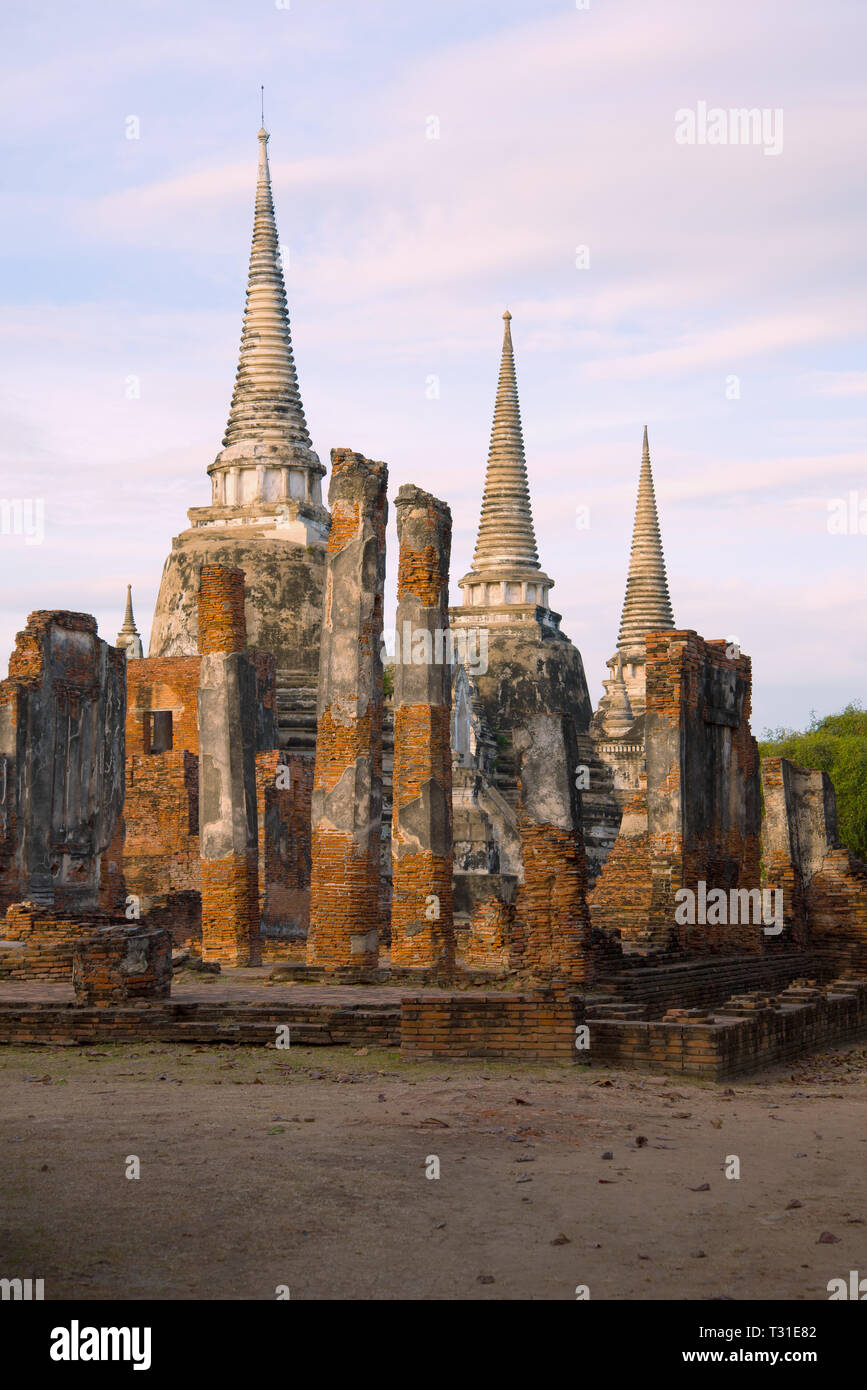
[805,370,867,398]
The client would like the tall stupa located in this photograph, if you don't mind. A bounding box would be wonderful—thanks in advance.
[595,425,675,729]
[149,124,329,749]
[451,311,593,766]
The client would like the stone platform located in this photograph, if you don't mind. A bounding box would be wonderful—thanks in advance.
[3,959,866,1079]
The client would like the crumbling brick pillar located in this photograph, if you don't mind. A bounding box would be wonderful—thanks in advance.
[307,450,388,969]
[390,485,455,971]
[512,713,593,986]
[197,566,261,966]
[645,631,762,952]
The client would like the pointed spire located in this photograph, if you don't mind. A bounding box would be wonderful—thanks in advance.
[116,584,142,659]
[469,310,543,575]
[458,312,555,616]
[219,126,316,458]
[617,426,674,652]
[122,584,135,630]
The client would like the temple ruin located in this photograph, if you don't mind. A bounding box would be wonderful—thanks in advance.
[1,120,866,1081]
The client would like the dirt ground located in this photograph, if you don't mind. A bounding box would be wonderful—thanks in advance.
[1,1039,866,1301]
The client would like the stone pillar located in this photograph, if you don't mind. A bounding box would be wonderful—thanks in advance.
[390,485,455,971]
[512,713,593,986]
[307,449,388,969]
[197,565,262,966]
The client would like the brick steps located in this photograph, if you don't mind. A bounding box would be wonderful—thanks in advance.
[593,950,814,1018]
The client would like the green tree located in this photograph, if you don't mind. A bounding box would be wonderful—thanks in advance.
[758,702,867,860]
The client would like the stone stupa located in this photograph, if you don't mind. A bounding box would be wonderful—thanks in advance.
[148,124,329,750]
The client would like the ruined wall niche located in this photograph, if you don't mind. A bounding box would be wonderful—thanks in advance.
[0,611,125,915]
[761,755,867,974]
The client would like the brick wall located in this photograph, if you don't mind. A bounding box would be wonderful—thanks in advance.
[463,896,513,969]
[514,818,594,985]
[807,847,867,976]
[589,787,652,940]
[72,925,172,1005]
[0,1000,401,1047]
[401,993,582,1062]
[588,979,867,1079]
[0,906,125,982]
[125,657,200,756]
[122,656,202,941]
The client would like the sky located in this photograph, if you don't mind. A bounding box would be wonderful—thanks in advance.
[0,0,865,733]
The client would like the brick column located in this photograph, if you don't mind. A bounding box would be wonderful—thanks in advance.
[390,485,455,971]
[307,450,388,969]
[513,713,593,987]
[197,565,262,966]
[645,630,761,952]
